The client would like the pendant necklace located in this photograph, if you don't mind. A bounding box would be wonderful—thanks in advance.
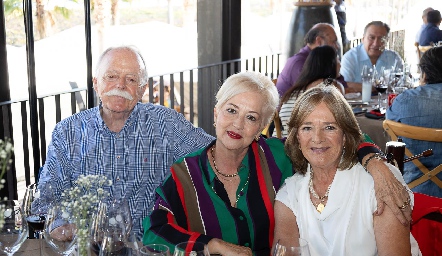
[211,171,250,207]
[210,145,249,207]
[211,145,239,178]
[309,169,332,213]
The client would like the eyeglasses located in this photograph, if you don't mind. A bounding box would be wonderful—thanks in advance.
[102,71,142,87]
[366,35,389,45]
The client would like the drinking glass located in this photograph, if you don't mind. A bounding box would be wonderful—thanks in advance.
[89,201,108,255]
[273,238,310,256]
[44,204,77,255]
[139,244,170,255]
[22,183,53,239]
[372,67,388,110]
[360,65,373,103]
[173,241,210,256]
[107,197,132,238]
[0,200,28,256]
[93,199,134,256]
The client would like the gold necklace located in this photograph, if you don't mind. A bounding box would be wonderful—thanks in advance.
[211,172,250,207]
[309,170,332,213]
[210,145,239,178]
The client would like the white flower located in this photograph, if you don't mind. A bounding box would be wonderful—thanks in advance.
[3,208,12,218]
[109,217,117,225]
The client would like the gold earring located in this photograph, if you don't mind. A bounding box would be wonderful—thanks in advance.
[255,135,260,141]
[213,123,216,127]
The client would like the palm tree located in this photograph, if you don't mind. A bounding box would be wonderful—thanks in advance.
[4,0,79,40]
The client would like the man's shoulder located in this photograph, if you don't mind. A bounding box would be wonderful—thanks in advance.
[286,51,308,63]
[58,107,99,125]
[342,45,359,61]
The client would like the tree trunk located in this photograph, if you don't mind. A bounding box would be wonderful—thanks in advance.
[93,0,111,54]
[35,0,46,39]
[111,0,119,26]
[182,0,196,27]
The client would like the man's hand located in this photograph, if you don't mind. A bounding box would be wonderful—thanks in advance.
[365,155,412,226]
[49,223,77,241]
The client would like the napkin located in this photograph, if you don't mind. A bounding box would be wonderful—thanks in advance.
[365,109,385,119]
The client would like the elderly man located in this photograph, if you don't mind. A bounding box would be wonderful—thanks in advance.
[36,46,214,238]
[340,21,403,92]
[276,23,350,97]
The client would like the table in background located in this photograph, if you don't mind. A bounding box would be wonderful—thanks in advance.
[349,97,390,152]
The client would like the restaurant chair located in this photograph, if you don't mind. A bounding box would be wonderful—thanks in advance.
[263,79,283,138]
[411,192,442,256]
[382,120,442,189]
[418,45,433,59]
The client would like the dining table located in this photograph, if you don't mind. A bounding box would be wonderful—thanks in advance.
[348,95,391,152]
[6,239,143,256]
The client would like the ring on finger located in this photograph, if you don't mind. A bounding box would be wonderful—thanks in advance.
[398,203,408,210]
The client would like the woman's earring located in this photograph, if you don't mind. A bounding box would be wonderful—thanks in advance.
[255,135,260,141]
[213,123,216,127]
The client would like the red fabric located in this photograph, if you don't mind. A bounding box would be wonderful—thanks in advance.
[251,141,275,247]
[411,193,442,256]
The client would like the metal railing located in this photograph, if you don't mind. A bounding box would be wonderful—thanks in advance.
[0,53,281,199]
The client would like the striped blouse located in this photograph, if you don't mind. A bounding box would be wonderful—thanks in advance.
[143,137,294,255]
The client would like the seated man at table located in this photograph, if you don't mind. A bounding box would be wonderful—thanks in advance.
[418,10,442,47]
[340,21,403,92]
[36,45,215,238]
[276,23,349,97]
[386,46,442,198]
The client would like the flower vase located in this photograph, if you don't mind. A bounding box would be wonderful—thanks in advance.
[76,237,91,256]
[75,219,92,256]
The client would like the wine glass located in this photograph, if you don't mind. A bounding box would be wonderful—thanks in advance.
[273,238,310,256]
[44,204,77,255]
[140,244,171,255]
[107,197,132,238]
[93,199,134,255]
[0,200,28,256]
[173,241,210,256]
[89,201,108,255]
[372,67,388,111]
[22,183,53,239]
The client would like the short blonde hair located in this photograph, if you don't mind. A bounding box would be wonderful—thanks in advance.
[215,71,279,127]
[285,86,363,174]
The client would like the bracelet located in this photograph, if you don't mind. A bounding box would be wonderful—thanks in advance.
[363,153,386,170]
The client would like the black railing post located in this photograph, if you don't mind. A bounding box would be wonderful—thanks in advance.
[24,0,41,181]
[84,0,94,109]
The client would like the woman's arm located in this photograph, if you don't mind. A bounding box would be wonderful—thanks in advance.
[358,142,412,225]
[273,201,300,251]
[374,201,411,256]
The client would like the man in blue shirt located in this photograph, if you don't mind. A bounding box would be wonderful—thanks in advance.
[386,46,442,197]
[36,46,215,237]
[341,21,403,92]
[418,10,442,47]
[415,7,434,47]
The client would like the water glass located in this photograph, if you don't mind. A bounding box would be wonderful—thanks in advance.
[361,65,373,102]
[273,238,310,256]
[44,204,77,255]
[173,241,210,256]
[0,200,28,256]
[140,244,170,255]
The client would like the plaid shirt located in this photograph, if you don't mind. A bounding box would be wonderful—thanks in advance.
[38,102,214,238]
